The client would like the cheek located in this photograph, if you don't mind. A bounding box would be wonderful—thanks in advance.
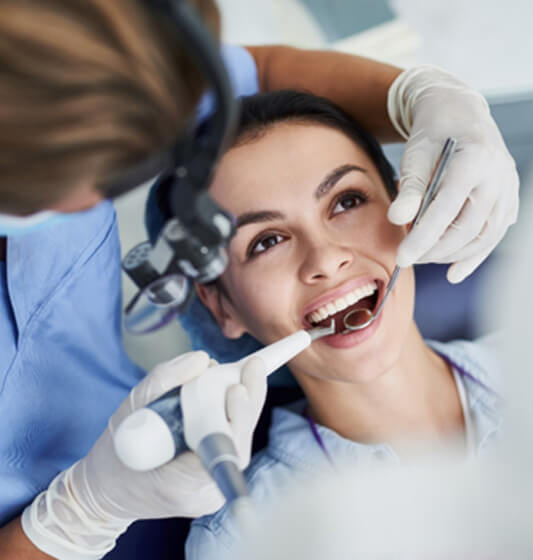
[225,265,293,341]
[374,221,406,259]
[394,266,415,323]
[336,203,406,263]
[374,266,415,368]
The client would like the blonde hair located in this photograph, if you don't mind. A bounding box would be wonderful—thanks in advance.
[0,0,218,213]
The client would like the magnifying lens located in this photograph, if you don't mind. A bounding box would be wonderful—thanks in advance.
[113,0,238,334]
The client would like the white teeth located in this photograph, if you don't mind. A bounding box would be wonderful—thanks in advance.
[334,297,348,311]
[306,281,378,324]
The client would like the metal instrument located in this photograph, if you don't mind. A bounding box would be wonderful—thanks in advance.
[343,137,458,333]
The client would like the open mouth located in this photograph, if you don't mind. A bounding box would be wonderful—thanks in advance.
[305,280,381,335]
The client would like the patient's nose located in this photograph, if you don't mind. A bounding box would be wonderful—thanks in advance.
[299,239,352,283]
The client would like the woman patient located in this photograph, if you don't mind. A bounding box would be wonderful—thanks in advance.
[185,91,502,558]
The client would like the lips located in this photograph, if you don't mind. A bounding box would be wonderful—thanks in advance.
[301,277,384,331]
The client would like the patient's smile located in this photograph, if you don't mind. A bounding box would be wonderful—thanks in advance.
[306,280,379,329]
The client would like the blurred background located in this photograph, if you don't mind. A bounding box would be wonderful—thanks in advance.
[116,0,533,371]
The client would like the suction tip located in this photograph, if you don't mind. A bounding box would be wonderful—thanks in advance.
[308,319,335,341]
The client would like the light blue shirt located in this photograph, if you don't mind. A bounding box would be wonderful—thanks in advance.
[0,261,17,374]
[0,202,145,526]
[186,336,503,560]
[0,45,259,526]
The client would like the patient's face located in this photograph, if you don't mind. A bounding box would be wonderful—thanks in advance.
[201,123,415,383]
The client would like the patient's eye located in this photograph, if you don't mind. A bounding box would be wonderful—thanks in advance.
[248,233,285,256]
[331,190,367,216]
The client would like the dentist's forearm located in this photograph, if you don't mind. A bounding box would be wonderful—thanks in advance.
[0,517,52,560]
[246,45,403,142]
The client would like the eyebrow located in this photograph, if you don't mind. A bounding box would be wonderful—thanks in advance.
[236,209,286,228]
[235,163,367,229]
[315,164,367,199]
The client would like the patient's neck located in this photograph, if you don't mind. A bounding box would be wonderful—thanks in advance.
[0,238,6,261]
[295,324,464,450]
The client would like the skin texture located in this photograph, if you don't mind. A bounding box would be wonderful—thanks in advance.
[198,123,464,449]
[0,519,52,560]
[246,46,402,142]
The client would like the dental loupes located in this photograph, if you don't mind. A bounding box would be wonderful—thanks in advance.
[343,137,458,333]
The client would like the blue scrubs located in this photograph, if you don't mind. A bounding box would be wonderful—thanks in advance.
[0,45,259,530]
[0,202,144,525]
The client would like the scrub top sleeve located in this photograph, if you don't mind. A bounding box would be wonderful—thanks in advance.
[222,44,259,96]
[196,44,259,121]
[0,260,17,375]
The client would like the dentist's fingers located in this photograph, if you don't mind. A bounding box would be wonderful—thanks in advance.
[226,384,252,468]
[395,148,483,267]
[388,135,442,225]
[240,356,268,417]
[226,357,267,469]
[111,351,210,429]
[417,182,497,263]
[226,384,251,431]
[418,183,513,267]
[446,243,496,284]
[129,351,210,411]
[446,203,512,283]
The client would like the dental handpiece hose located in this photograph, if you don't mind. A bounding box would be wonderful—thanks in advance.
[113,322,334,505]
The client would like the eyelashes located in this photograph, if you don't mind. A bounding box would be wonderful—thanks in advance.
[247,232,285,257]
[245,188,369,259]
[329,189,368,216]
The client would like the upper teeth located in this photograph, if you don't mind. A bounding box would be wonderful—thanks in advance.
[307,281,378,324]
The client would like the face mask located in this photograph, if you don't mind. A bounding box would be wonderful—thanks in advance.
[0,210,74,237]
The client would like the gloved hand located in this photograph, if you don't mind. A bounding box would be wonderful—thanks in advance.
[22,351,267,560]
[387,65,519,283]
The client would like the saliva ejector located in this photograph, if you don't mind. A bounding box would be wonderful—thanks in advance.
[113,321,335,505]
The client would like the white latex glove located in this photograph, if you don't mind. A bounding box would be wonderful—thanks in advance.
[22,351,267,560]
[387,65,519,283]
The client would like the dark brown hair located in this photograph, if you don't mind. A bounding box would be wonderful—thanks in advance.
[233,90,397,199]
[0,0,218,214]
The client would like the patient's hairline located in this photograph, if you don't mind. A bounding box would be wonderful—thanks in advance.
[230,117,347,150]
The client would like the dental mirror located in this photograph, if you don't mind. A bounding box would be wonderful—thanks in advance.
[343,137,457,333]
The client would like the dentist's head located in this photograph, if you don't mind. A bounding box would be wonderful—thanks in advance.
[0,0,218,220]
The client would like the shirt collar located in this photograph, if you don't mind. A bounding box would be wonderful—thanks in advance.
[427,338,503,452]
[268,402,398,473]
[267,339,503,469]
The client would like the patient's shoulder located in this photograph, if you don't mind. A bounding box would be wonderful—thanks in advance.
[187,447,293,558]
[427,333,503,392]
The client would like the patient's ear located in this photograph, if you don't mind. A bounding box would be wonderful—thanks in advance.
[196,283,246,339]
